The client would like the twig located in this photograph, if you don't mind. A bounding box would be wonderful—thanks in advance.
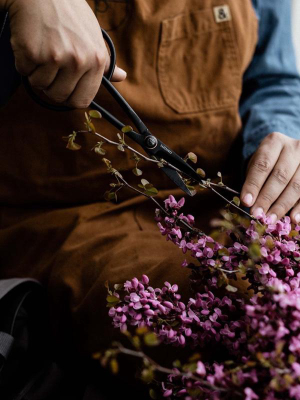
[116,175,203,235]
[77,130,241,199]
[78,130,187,176]
[113,342,231,394]
[209,186,253,219]
[209,182,239,195]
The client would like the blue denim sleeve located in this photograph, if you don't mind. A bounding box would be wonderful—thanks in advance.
[240,0,300,162]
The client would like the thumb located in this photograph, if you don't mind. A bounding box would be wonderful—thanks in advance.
[104,54,127,82]
[111,65,127,82]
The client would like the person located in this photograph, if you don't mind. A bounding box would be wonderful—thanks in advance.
[0,0,300,359]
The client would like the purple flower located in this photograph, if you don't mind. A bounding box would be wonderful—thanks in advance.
[244,387,259,400]
[196,361,206,376]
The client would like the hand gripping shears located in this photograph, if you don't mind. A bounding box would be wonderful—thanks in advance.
[23,29,203,196]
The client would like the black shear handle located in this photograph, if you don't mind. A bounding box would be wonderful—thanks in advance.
[22,29,116,112]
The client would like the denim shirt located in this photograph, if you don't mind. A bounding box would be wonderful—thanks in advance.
[241,0,300,161]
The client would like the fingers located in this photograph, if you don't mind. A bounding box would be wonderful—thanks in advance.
[28,63,59,90]
[241,132,300,224]
[26,43,126,107]
[241,134,282,209]
[67,63,104,108]
[290,199,300,225]
[27,51,126,107]
[8,0,127,109]
[250,146,299,219]
[13,49,37,77]
[268,166,300,223]
[102,48,127,82]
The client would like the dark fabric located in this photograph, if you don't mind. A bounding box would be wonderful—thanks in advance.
[0,11,21,107]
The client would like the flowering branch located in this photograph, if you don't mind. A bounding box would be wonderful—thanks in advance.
[109,340,233,395]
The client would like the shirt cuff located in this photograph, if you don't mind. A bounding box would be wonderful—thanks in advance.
[243,121,300,160]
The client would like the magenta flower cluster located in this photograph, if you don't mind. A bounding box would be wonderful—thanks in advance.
[108,195,300,399]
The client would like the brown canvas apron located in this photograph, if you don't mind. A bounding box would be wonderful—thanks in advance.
[0,0,258,356]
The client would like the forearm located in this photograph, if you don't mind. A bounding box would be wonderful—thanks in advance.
[240,0,300,161]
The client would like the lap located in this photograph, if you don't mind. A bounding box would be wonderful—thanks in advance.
[0,195,191,356]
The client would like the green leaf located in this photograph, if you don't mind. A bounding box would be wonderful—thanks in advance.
[145,187,158,196]
[121,125,133,133]
[173,359,182,368]
[104,280,112,295]
[110,358,119,374]
[196,168,206,178]
[94,146,106,156]
[275,340,285,356]
[132,167,143,176]
[149,389,157,399]
[66,140,81,151]
[114,284,123,291]
[102,158,112,168]
[141,368,154,383]
[187,152,197,164]
[144,332,160,347]
[238,262,247,274]
[130,153,141,163]
[110,192,117,201]
[62,135,71,142]
[85,112,90,123]
[136,326,149,336]
[256,352,272,368]
[106,295,120,303]
[188,353,201,362]
[86,121,96,133]
[131,335,141,349]
[248,243,261,259]
[183,362,197,373]
[218,248,229,256]
[141,179,150,187]
[217,272,229,287]
[104,191,117,202]
[89,110,102,119]
[169,320,180,327]
[225,284,238,293]
[232,196,241,207]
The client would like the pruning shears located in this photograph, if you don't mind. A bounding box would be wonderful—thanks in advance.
[23,29,203,196]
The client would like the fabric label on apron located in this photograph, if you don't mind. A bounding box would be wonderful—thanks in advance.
[213,5,232,23]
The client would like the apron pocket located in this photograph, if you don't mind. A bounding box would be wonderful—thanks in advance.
[158,6,240,114]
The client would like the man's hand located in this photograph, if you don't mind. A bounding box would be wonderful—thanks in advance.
[241,132,300,224]
[6,0,126,108]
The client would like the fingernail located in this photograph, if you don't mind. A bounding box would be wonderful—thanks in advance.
[117,67,127,78]
[243,193,253,206]
[295,214,300,224]
[269,213,277,224]
[253,207,264,218]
